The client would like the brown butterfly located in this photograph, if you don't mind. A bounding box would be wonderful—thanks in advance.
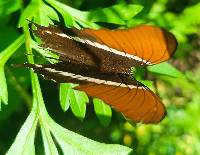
[23,22,177,123]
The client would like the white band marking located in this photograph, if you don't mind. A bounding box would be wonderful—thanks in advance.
[45,31,151,65]
[34,64,142,89]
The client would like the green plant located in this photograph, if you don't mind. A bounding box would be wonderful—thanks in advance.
[1,0,200,155]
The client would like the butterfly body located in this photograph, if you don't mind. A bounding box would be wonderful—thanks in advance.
[23,22,177,123]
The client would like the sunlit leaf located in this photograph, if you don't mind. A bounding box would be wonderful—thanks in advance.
[30,69,60,155]
[6,100,38,155]
[59,83,71,111]
[7,70,132,154]
[46,0,95,28]
[93,98,112,127]
[70,88,88,121]
[45,0,75,27]
[131,67,153,87]
[18,0,38,27]
[40,124,59,155]
[47,116,133,155]
[18,0,59,27]
[88,4,143,25]
[0,67,8,108]
[59,83,89,120]
[148,62,183,78]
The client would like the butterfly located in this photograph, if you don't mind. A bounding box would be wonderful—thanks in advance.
[23,22,177,123]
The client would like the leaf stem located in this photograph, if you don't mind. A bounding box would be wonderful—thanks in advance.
[23,22,50,120]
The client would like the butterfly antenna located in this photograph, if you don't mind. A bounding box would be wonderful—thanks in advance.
[11,63,29,68]
[26,19,39,26]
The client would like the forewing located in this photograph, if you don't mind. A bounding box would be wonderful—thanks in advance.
[83,25,177,65]
[31,23,98,67]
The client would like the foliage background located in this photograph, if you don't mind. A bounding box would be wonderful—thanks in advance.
[0,0,200,154]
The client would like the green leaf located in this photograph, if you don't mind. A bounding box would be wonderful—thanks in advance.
[0,0,20,16]
[0,67,8,108]
[46,0,75,27]
[30,69,60,155]
[47,116,133,155]
[40,1,143,28]
[88,4,143,25]
[161,73,200,93]
[18,0,59,27]
[0,35,25,66]
[0,35,25,108]
[7,71,132,154]
[139,80,153,88]
[18,0,38,27]
[38,0,59,25]
[0,66,30,121]
[6,100,38,155]
[148,62,183,78]
[70,87,88,121]
[46,0,99,28]
[40,123,59,155]
[59,83,89,120]
[57,9,75,27]
[0,21,20,51]
[131,67,153,87]
[59,83,71,111]
[93,98,112,127]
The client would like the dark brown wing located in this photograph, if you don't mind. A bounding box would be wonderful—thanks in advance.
[31,23,98,67]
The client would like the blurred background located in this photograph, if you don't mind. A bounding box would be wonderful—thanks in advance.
[0,0,200,154]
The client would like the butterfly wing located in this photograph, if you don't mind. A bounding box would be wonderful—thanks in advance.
[32,23,177,74]
[82,25,177,65]
[21,62,166,123]
[31,23,98,67]
[27,23,171,123]
[75,83,166,123]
